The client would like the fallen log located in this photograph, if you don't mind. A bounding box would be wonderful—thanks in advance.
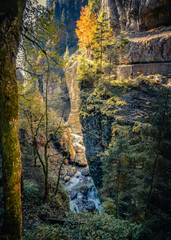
[40,216,84,225]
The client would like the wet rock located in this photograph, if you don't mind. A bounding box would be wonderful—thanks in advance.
[74,144,84,153]
[69,167,77,177]
[79,186,88,195]
[79,176,89,184]
[61,128,76,163]
[75,172,80,178]
[69,190,78,200]
[75,153,87,167]
[77,192,84,200]
[76,201,85,211]
[85,200,96,211]
[76,161,87,167]
[81,168,90,177]
[64,176,70,182]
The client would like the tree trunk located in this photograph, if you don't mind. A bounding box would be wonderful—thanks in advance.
[0,1,26,239]
[44,60,50,201]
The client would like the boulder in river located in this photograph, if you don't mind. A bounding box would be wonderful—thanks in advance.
[76,200,85,211]
[64,176,70,182]
[85,200,96,211]
[78,186,88,195]
[69,189,78,200]
[75,153,87,167]
[75,172,80,178]
[69,167,77,177]
[81,168,90,176]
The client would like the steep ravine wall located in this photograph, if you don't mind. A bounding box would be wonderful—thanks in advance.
[64,0,171,189]
[102,0,171,32]
[63,60,87,167]
[118,27,171,77]
[102,0,171,78]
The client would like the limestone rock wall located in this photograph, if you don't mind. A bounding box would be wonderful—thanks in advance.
[65,61,82,135]
[126,29,171,64]
[63,60,87,167]
[119,27,171,77]
[101,0,171,77]
[102,0,171,33]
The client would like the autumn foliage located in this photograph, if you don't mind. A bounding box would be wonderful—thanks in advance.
[76,6,96,49]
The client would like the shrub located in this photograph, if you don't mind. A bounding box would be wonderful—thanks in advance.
[23,180,42,205]
[22,223,67,240]
[64,212,142,240]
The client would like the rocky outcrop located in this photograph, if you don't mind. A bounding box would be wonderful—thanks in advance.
[118,62,171,77]
[119,27,171,77]
[102,0,171,33]
[63,58,88,167]
[79,75,171,189]
[102,0,171,77]
[65,61,82,135]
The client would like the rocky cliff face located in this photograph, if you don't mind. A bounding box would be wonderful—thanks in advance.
[64,0,171,189]
[102,0,171,77]
[102,0,171,32]
[79,75,171,189]
[62,56,87,167]
[119,27,171,77]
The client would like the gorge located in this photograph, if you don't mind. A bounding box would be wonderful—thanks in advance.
[0,0,170,239]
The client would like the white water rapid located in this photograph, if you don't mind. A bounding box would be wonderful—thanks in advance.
[63,133,101,213]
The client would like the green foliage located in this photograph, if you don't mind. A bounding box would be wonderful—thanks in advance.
[74,12,129,86]
[22,223,66,240]
[91,11,115,75]
[101,198,116,216]
[23,180,42,205]
[78,71,171,239]
[114,31,129,53]
[88,0,100,12]
[77,56,96,88]
[64,212,142,240]
[19,3,68,201]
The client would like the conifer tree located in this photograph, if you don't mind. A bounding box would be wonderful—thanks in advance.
[91,11,114,74]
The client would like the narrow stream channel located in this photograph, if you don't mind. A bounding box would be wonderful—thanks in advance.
[63,133,101,213]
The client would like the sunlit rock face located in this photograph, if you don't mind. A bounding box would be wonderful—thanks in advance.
[102,0,171,33]
[66,62,82,135]
[63,61,87,167]
[101,0,171,77]
[118,27,171,77]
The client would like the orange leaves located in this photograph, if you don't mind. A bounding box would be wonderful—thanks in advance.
[75,6,96,49]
